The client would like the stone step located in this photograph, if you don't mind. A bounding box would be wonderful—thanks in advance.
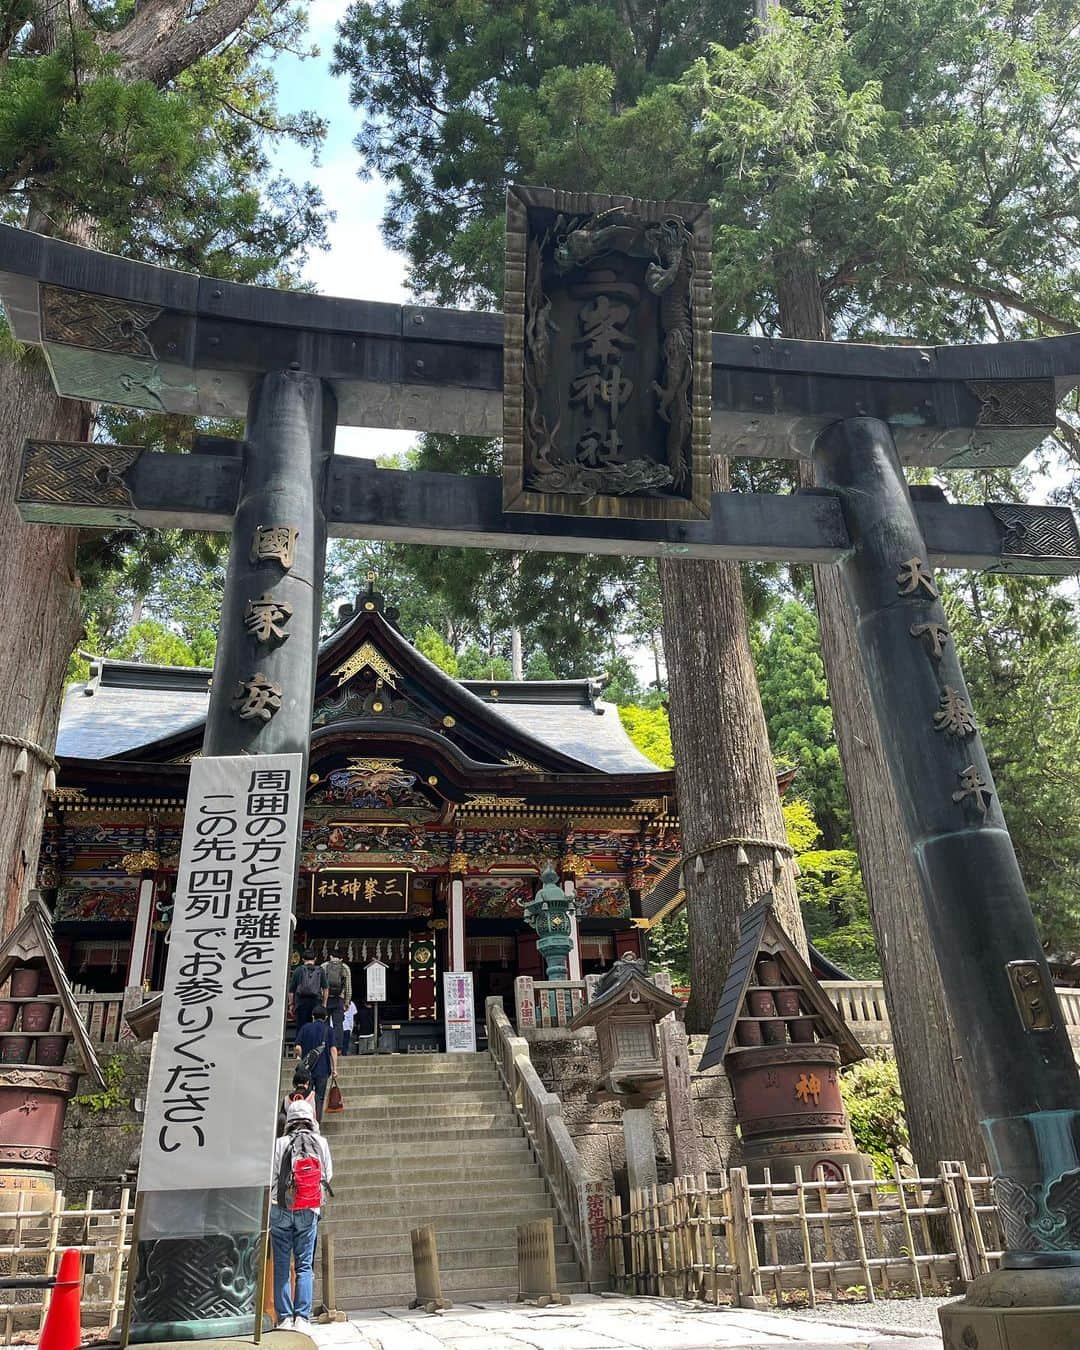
[321,1201,557,1230]
[315,1090,510,1112]
[282,1061,499,1080]
[328,1261,583,1304]
[325,1177,550,1205]
[314,1193,548,1225]
[317,1136,531,1163]
[331,1240,578,1279]
[324,1160,541,1188]
[326,1220,569,1256]
[318,1121,524,1143]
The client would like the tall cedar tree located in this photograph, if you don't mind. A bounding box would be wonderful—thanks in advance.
[333,0,808,1047]
[334,0,1080,1165]
[0,0,325,933]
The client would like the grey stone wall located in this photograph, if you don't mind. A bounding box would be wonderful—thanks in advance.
[57,1044,151,1206]
[527,1030,736,1194]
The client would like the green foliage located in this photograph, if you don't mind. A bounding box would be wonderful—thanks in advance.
[415,625,459,677]
[942,569,1080,953]
[109,620,200,668]
[457,647,513,681]
[755,602,851,847]
[841,1057,910,1175]
[782,798,820,855]
[785,797,879,976]
[618,705,673,769]
[648,909,690,987]
[74,1053,131,1113]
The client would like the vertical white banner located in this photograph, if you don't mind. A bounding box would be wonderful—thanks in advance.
[139,753,303,1192]
[442,970,476,1053]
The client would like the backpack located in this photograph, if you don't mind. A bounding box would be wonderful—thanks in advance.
[295,963,323,999]
[276,1128,328,1211]
[326,959,345,998]
[300,1022,331,1074]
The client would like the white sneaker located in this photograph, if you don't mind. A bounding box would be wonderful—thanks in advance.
[277,1316,294,1331]
[293,1317,312,1334]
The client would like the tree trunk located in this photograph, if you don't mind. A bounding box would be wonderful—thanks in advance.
[0,351,86,936]
[769,255,987,1170]
[660,458,806,1034]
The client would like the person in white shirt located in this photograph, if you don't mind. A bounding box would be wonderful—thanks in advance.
[341,999,357,1055]
[270,1099,333,1330]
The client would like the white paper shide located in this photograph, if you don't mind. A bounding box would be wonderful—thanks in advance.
[139,754,303,1192]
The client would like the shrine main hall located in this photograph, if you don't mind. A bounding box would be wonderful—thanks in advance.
[42,585,694,1043]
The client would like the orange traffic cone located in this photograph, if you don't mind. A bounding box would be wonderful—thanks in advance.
[39,1248,81,1350]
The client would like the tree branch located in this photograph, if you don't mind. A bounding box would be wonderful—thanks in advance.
[101,0,263,87]
[944,278,1076,335]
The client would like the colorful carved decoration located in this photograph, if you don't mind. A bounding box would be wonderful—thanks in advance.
[54,876,139,922]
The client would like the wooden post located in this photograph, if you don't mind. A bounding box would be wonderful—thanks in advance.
[516,1218,569,1306]
[727,1167,766,1310]
[659,1012,700,1181]
[409,1225,451,1312]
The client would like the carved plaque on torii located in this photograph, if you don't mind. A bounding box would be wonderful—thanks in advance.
[503,185,712,521]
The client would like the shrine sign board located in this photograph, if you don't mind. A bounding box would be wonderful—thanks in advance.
[504,186,712,521]
[365,959,387,1003]
[310,868,410,915]
[139,753,302,1193]
[443,971,477,1053]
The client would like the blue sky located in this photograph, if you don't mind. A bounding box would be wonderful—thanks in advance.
[270,0,416,460]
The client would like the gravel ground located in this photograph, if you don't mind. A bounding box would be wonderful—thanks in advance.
[781,1297,950,1337]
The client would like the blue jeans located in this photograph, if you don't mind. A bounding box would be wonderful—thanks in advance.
[269,1204,319,1321]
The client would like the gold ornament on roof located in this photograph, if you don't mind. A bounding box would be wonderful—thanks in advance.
[449,852,469,875]
[331,641,400,689]
[463,793,526,809]
[121,850,160,875]
[504,751,543,773]
[559,854,587,877]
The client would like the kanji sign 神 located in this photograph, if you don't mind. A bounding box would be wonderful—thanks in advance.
[139,753,302,1192]
[310,867,410,915]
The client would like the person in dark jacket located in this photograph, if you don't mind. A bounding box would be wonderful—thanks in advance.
[294,1005,336,1120]
[288,948,327,1032]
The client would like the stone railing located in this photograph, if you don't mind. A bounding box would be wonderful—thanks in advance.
[514,976,592,1034]
[485,996,608,1286]
[822,979,1080,1059]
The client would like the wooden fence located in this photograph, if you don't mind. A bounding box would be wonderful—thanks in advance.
[0,1189,134,1342]
[605,1161,1003,1308]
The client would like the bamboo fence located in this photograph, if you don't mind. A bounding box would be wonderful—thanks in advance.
[605,1162,1004,1307]
[0,1189,133,1343]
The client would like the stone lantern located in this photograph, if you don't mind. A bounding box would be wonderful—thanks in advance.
[522,865,577,981]
[569,955,682,1193]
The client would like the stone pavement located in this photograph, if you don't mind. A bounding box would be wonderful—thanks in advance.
[318,1294,946,1349]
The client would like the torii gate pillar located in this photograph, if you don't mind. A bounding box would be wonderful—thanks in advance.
[814,418,1080,1343]
[126,369,335,1344]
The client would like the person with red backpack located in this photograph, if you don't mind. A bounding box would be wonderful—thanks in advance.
[270,1098,333,1331]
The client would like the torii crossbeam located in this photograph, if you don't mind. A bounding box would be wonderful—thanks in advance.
[1,206,1078,1349]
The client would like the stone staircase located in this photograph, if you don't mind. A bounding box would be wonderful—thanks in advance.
[280,1051,587,1308]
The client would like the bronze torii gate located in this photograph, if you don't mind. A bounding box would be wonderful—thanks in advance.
[1,186,1079,1348]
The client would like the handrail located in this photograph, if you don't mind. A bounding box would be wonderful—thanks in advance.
[485,996,607,1286]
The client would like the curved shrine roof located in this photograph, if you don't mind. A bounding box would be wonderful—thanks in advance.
[57,603,661,777]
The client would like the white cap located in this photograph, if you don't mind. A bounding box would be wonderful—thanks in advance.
[286,1099,315,1126]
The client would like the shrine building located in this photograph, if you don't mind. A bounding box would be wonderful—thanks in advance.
[42,584,697,1048]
